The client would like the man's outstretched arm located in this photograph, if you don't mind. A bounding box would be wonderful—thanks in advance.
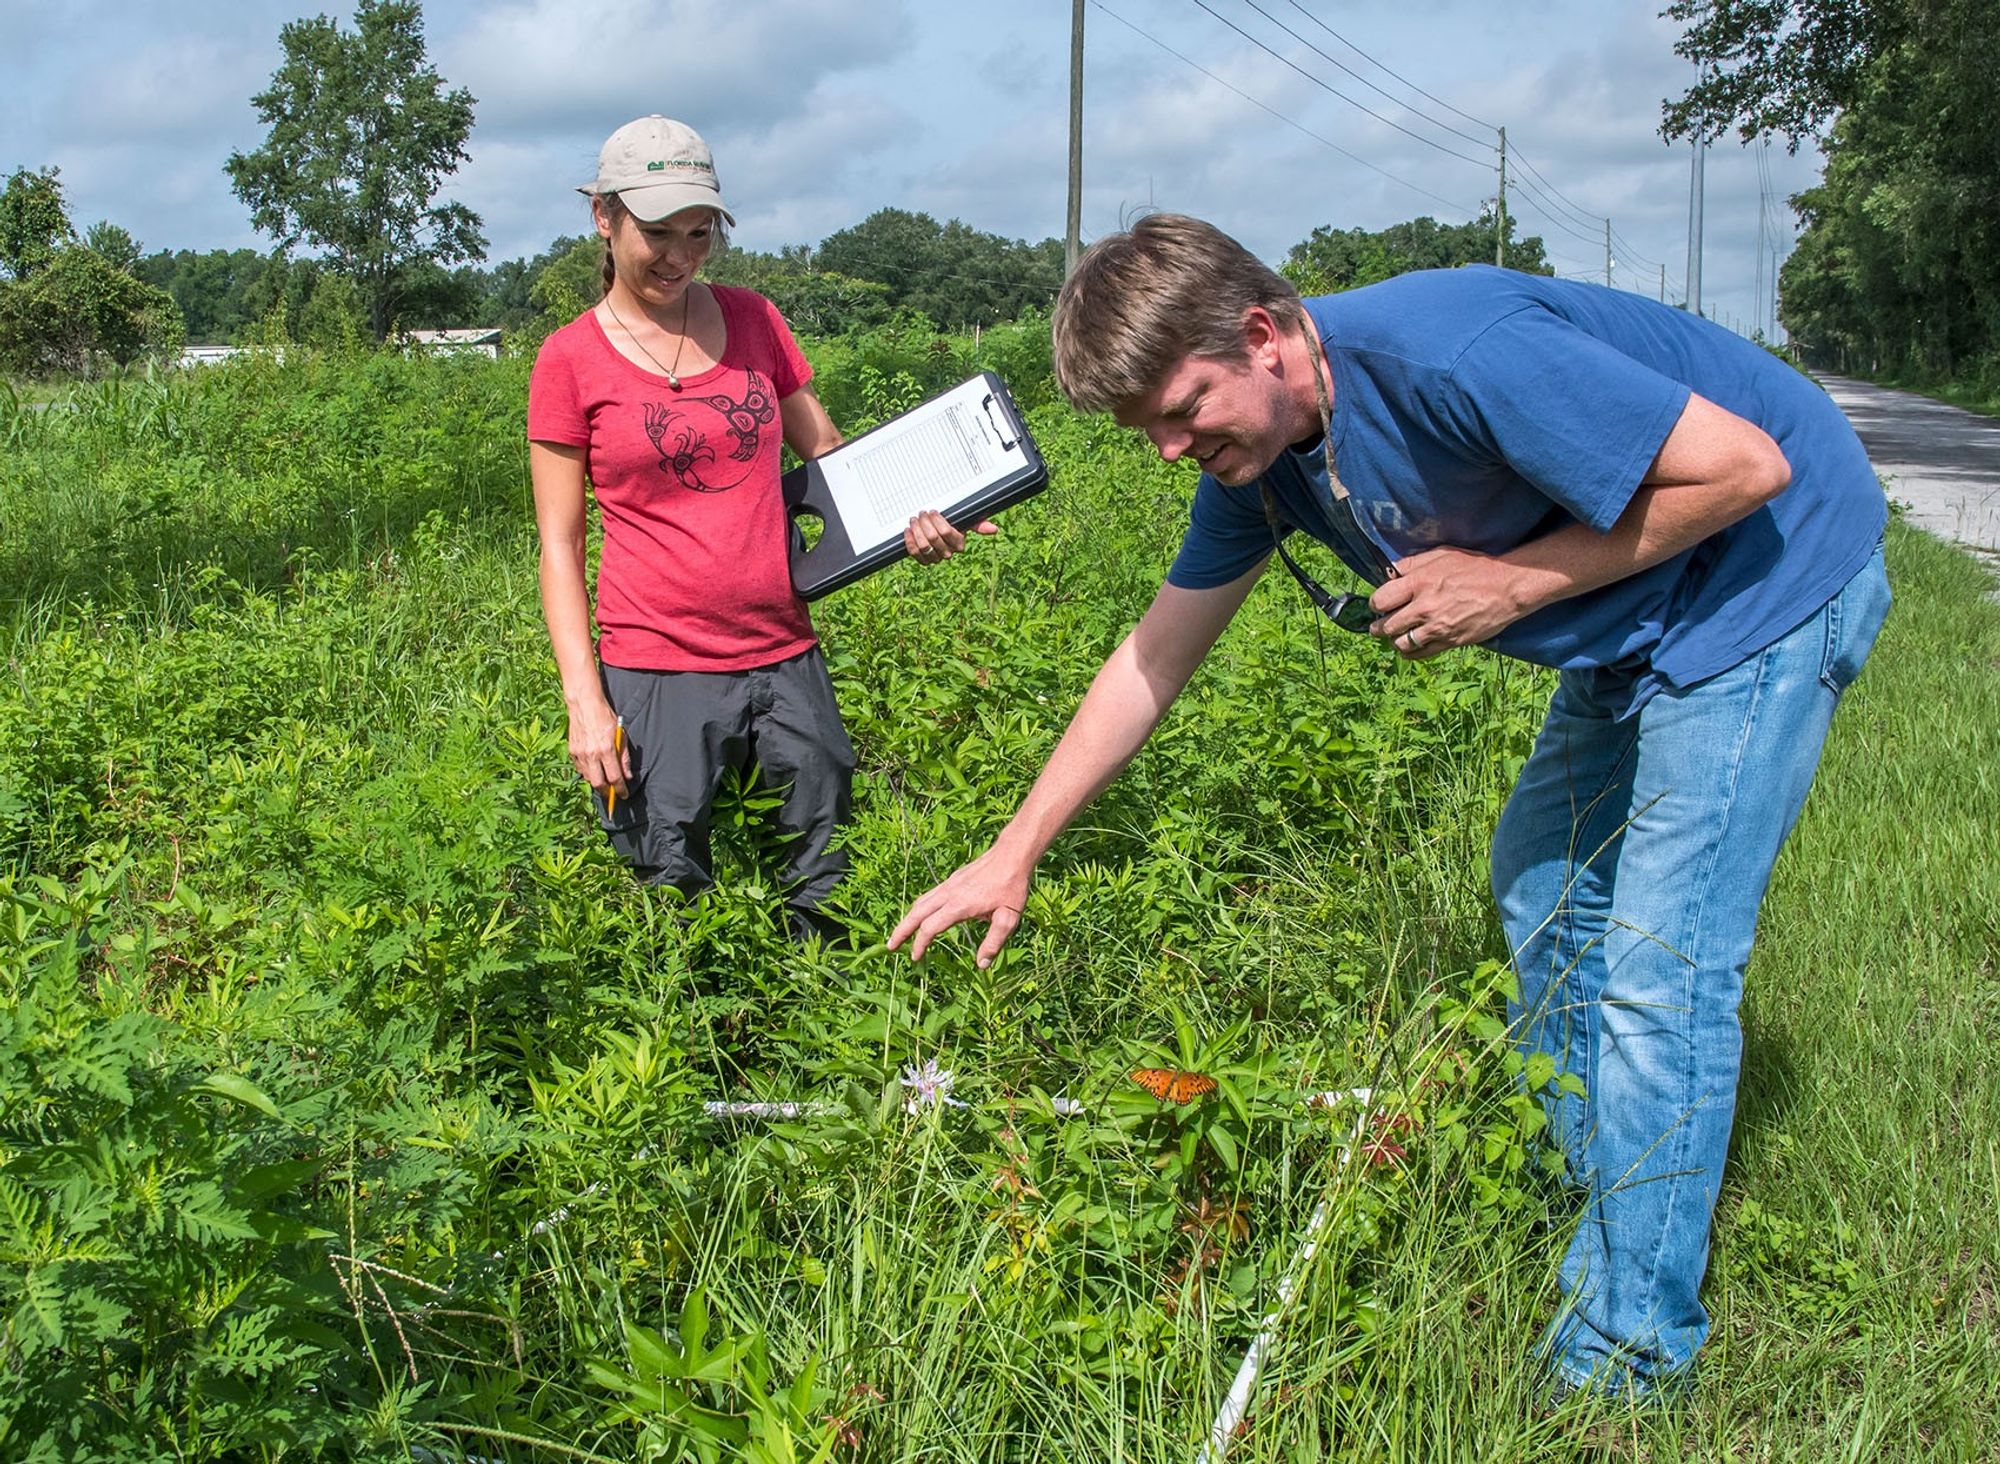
[890,564,1265,966]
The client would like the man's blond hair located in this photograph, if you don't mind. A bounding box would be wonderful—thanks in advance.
[1051,213,1304,413]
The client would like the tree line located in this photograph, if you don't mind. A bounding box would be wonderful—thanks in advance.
[20,0,2000,388]
[4,0,1551,377]
[1666,0,2000,383]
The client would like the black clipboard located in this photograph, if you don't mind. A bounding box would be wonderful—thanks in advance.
[784,371,1047,600]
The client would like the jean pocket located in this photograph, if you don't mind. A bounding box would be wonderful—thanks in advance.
[1820,544,1892,695]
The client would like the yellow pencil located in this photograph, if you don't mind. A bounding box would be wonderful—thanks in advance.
[607,716,626,818]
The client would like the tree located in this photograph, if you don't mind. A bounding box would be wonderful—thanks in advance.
[0,167,180,375]
[0,166,75,281]
[816,209,1064,328]
[0,247,183,376]
[299,271,369,348]
[1659,0,1905,148]
[226,0,484,341]
[469,230,599,336]
[136,248,284,344]
[1282,211,1552,295]
[394,258,483,328]
[1666,0,2000,379]
[705,244,895,336]
[83,221,141,274]
[525,236,602,345]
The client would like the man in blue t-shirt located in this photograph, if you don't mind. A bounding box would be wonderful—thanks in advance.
[890,215,1889,1399]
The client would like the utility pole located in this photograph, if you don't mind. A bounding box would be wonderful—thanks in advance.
[1754,178,1766,338]
[1605,219,1613,289]
[1065,0,1084,277]
[1495,126,1507,268]
[1771,247,1781,342]
[1686,136,1706,314]
[1659,263,1666,303]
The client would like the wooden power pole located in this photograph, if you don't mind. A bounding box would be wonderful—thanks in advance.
[1066,0,1084,277]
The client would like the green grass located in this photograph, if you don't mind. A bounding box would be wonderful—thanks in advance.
[1,346,1995,1460]
[1862,365,2000,420]
[1692,522,2000,1456]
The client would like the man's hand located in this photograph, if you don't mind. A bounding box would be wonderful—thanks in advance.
[904,509,999,565]
[1367,547,1529,659]
[1367,393,1792,659]
[888,573,1263,967]
[889,845,1033,967]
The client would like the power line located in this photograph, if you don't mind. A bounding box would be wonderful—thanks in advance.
[1181,0,1495,168]
[1092,1,1483,219]
[1507,140,1668,278]
[1610,231,1667,276]
[1279,0,1496,133]
[1098,4,1682,293]
[1227,0,1496,151]
[1506,179,1615,253]
[1508,143,1668,277]
[1507,144,1612,237]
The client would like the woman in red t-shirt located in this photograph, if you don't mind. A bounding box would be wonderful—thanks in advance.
[528,115,982,942]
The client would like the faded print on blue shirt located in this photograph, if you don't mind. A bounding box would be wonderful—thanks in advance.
[1167,267,1886,713]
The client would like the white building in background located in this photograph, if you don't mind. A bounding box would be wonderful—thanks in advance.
[178,344,248,367]
[403,327,501,358]
[176,331,501,366]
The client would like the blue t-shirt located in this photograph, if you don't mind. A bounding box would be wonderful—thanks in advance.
[1167,267,1885,711]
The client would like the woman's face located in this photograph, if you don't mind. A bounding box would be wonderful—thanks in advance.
[596,199,716,309]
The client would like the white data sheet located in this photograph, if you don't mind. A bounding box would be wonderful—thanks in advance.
[817,377,1033,553]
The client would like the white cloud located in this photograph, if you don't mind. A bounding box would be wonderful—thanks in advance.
[0,0,1818,329]
[441,0,910,140]
[49,35,272,148]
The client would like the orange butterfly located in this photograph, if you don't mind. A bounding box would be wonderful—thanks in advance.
[1129,1068,1218,1104]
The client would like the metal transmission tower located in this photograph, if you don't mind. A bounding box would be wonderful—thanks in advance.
[1686,134,1705,314]
[1685,55,1709,314]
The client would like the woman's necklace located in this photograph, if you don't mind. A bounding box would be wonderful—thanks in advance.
[604,287,692,389]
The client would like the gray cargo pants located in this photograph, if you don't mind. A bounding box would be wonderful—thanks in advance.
[598,648,855,940]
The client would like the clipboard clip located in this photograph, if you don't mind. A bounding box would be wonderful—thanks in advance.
[981,393,1018,452]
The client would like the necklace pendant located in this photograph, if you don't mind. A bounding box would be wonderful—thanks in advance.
[666,370,680,389]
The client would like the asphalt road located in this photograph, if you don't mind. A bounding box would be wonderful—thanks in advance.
[1816,373,2000,563]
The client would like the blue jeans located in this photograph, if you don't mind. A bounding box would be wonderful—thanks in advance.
[1490,544,1890,1394]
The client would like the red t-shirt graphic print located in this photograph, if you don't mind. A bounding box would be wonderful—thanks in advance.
[639,373,778,494]
[528,286,817,671]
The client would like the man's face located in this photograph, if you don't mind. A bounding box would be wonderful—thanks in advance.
[1111,319,1298,486]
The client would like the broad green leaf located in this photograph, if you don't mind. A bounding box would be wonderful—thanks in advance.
[1207,1122,1241,1173]
[198,1072,281,1120]
[234,1158,321,1200]
[624,1323,680,1379]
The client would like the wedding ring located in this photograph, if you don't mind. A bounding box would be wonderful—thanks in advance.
[1402,627,1421,650]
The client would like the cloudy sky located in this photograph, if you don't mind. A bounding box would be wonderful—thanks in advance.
[2,0,1819,339]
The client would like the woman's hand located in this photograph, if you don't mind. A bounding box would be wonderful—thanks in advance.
[568,694,629,797]
[904,509,998,565]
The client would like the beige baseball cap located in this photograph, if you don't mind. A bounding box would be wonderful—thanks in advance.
[577,115,737,225]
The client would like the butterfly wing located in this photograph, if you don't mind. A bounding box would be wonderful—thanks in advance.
[1130,1068,1217,1104]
